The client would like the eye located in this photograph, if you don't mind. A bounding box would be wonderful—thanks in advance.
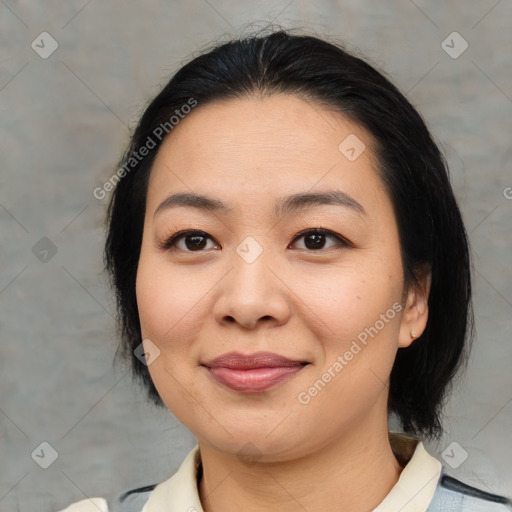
[157,230,219,252]
[289,228,349,251]
[157,227,350,253]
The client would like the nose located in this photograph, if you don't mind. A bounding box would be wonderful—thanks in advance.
[212,248,291,330]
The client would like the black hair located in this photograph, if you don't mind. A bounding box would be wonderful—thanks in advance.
[104,27,474,441]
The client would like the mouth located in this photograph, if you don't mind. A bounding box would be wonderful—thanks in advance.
[201,351,311,393]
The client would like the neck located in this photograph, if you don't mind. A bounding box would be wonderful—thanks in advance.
[197,409,405,512]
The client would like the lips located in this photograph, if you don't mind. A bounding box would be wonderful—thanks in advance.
[201,351,309,392]
[203,351,308,369]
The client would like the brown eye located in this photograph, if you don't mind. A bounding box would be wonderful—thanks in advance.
[158,228,349,253]
[290,228,349,251]
[158,230,218,252]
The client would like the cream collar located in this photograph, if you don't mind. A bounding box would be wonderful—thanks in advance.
[143,432,442,512]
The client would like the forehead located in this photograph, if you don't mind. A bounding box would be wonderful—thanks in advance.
[146,94,387,219]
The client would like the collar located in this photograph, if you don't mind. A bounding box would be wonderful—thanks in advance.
[143,432,442,512]
[373,433,442,511]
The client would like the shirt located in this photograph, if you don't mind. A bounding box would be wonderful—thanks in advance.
[57,432,511,512]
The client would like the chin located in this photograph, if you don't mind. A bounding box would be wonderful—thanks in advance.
[195,424,306,461]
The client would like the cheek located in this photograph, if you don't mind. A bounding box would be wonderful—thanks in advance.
[295,259,402,346]
[136,255,168,339]
[299,261,403,401]
[135,253,203,413]
[136,251,205,344]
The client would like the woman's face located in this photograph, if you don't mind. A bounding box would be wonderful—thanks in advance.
[136,94,427,460]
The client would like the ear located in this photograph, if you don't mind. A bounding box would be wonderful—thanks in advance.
[398,266,432,348]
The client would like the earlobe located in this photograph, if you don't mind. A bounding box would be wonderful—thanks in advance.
[398,269,431,348]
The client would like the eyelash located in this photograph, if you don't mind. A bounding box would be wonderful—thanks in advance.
[157,228,350,253]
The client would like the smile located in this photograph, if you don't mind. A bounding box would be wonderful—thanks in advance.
[200,351,311,392]
[204,365,308,392]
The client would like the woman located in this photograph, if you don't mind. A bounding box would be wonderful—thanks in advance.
[59,29,511,511]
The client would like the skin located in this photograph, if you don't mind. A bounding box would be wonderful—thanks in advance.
[135,94,431,512]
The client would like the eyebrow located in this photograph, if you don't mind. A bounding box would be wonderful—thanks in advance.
[153,190,366,219]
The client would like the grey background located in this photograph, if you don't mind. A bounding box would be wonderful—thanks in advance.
[1,1,511,510]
